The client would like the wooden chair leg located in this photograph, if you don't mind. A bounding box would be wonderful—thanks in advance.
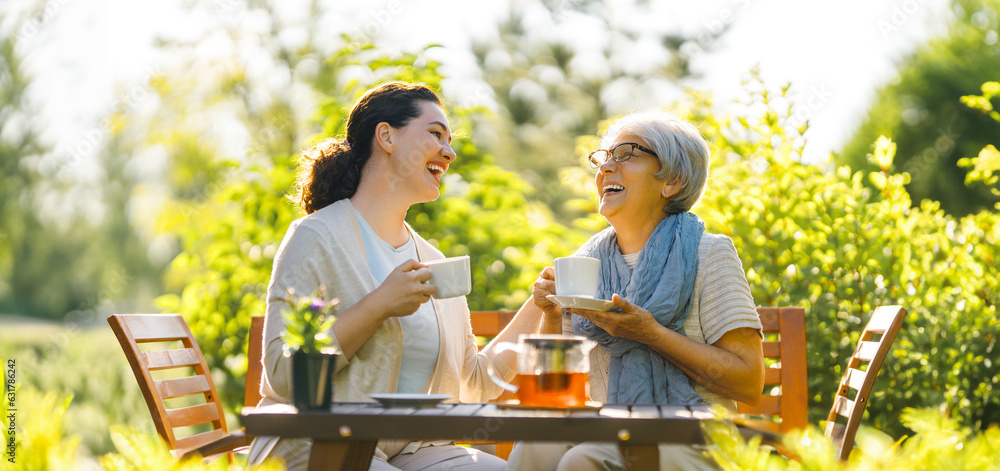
[495,441,514,460]
[308,440,377,471]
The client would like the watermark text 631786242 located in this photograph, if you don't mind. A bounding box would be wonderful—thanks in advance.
[5,359,15,464]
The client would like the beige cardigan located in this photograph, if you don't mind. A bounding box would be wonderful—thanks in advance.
[249,199,516,465]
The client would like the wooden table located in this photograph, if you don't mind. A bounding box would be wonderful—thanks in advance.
[243,402,714,471]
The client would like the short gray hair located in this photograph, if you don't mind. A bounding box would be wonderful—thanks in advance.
[600,111,710,214]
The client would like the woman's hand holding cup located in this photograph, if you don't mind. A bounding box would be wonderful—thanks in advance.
[532,266,563,320]
[373,259,436,319]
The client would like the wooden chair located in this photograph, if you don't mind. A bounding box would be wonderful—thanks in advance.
[244,316,265,409]
[736,307,809,433]
[470,310,516,345]
[737,305,906,462]
[108,314,250,460]
[825,305,906,460]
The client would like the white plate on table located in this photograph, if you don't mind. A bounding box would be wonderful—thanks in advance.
[546,295,619,312]
[368,393,452,408]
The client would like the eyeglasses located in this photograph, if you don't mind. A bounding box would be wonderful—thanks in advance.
[588,142,659,168]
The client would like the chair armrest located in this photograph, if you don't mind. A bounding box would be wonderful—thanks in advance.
[177,428,251,460]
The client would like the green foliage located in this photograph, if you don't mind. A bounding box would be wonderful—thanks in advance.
[703,407,1000,469]
[838,0,1000,215]
[702,420,785,470]
[156,160,300,412]
[467,0,730,224]
[0,322,153,457]
[0,6,152,320]
[2,385,279,470]
[692,74,1000,437]
[99,426,285,471]
[959,81,1000,198]
[2,387,80,470]
[279,287,338,354]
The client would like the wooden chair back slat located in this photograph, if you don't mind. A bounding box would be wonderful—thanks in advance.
[757,309,780,333]
[470,311,516,338]
[761,341,780,358]
[109,314,239,459]
[854,341,881,362]
[825,305,905,460]
[737,307,808,433]
[844,368,866,391]
[166,403,222,428]
[155,376,212,399]
[762,368,781,385]
[244,316,265,409]
[122,315,191,341]
[830,395,854,417]
[143,349,201,370]
[864,312,898,333]
[751,395,781,416]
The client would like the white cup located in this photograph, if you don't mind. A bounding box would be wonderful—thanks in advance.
[425,255,472,299]
[554,256,600,298]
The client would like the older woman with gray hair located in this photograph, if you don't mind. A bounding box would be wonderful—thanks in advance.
[507,112,764,471]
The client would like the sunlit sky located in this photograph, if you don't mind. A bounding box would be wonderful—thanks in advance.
[9,0,951,182]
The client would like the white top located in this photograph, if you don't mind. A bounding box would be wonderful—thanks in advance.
[622,251,641,268]
[355,209,440,394]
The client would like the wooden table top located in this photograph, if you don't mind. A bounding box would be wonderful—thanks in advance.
[244,402,714,446]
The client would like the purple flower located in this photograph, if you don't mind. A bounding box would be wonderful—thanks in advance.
[309,298,326,312]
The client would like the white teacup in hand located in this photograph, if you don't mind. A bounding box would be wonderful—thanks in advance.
[554,256,600,298]
[425,255,471,299]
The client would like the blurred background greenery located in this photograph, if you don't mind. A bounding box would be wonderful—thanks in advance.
[1,0,998,467]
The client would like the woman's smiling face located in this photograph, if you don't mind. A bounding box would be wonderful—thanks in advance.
[595,133,669,226]
[384,101,457,203]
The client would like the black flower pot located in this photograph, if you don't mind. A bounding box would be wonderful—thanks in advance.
[291,351,338,410]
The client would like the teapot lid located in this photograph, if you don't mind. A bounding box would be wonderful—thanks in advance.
[521,334,592,350]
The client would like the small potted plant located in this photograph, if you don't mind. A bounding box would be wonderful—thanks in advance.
[281,286,339,411]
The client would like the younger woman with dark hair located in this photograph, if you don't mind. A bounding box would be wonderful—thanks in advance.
[248,82,546,470]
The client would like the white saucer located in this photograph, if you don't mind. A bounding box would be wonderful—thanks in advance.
[546,295,618,312]
[369,393,452,408]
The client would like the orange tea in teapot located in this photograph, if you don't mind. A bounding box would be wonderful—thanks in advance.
[516,372,588,408]
[488,335,597,408]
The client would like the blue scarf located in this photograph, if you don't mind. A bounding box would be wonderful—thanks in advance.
[572,212,705,405]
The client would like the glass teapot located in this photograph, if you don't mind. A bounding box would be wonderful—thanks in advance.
[487,334,596,408]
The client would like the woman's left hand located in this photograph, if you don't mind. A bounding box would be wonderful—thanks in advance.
[567,294,663,345]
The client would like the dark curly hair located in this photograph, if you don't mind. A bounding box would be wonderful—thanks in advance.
[294,82,442,214]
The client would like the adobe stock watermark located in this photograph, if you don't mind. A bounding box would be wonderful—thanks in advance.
[903,127,958,180]
[788,84,835,128]
[4,359,14,465]
[345,1,405,48]
[58,67,158,175]
[877,0,931,39]
[549,0,588,20]
[682,0,752,61]
[17,0,74,42]
[208,0,243,19]
[461,415,507,443]
[455,83,494,110]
